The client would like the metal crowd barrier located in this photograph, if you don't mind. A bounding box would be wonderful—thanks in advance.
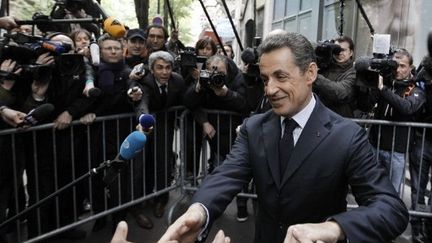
[0,106,185,242]
[2,107,432,242]
[170,113,432,228]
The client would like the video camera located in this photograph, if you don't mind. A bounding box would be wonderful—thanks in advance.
[0,32,83,83]
[315,40,342,71]
[355,51,398,88]
[178,46,207,70]
[199,66,226,89]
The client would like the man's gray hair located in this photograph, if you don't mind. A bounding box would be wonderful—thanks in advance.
[206,55,227,70]
[149,51,174,70]
[258,32,316,73]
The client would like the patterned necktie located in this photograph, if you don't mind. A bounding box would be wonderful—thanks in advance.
[160,84,167,106]
[279,118,297,179]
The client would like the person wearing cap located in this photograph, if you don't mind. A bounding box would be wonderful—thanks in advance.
[124,28,148,69]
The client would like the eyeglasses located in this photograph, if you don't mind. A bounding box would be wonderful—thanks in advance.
[102,46,122,52]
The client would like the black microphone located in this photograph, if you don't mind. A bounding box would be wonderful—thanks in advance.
[241,48,256,64]
[17,103,54,127]
[103,131,147,185]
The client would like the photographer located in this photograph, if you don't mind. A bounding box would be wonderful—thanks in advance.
[313,36,357,117]
[184,54,248,173]
[367,48,425,194]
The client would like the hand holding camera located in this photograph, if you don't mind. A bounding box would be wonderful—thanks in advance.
[127,86,143,101]
[129,63,146,80]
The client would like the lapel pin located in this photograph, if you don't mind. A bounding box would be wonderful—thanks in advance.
[316,132,320,137]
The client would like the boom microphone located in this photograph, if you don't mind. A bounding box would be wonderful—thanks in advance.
[103,131,147,185]
[90,0,126,38]
[139,113,156,132]
[103,16,126,38]
[241,48,256,65]
[17,103,54,127]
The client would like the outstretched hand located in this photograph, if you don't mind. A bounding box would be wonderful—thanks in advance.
[158,203,207,243]
[111,221,132,243]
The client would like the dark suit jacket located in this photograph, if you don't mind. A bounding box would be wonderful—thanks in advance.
[193,96,408,243]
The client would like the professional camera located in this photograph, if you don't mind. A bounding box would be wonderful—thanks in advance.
[355,54,398,88]
[1,32,72,61]
[178,47,207,70]
[315,40,342,71]
[0,32,81,83]
[241,37,261,78]
[199,67,226,88]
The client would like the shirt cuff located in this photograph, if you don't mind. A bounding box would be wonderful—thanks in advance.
[196,203,210,242]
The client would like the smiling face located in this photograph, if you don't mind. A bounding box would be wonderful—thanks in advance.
[74,31,90,50]
[260,46,316,117]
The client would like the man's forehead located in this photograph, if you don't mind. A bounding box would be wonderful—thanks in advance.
[149,28,164,36]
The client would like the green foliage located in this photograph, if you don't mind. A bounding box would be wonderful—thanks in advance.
[149,0,193,45]
[10,0,54,20]
[8,0,194,44]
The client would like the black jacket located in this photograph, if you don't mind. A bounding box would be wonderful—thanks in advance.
[369,79,426,152]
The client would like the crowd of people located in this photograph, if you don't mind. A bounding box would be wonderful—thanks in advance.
[0,5,431,243]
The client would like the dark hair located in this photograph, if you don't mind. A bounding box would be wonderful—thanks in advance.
[69,29,92,43]
[335,36,355,51]
[258,32,316,73]
[146,24,169,40]
[195,36,218,56]
[223,44,234,58]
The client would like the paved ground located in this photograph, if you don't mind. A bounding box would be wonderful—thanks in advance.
[3,181,415,242]
[47,188,256,243]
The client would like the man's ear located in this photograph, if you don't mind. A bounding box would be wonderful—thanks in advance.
[306,62,318,84]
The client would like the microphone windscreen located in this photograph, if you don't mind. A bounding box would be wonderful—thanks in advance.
[27,103,55,125]
[241,48,256,64]
[139,113,155,131]
[103,16,126,38]
[89,43,100,66]
[354,57,371,72]
[119,131,146,160]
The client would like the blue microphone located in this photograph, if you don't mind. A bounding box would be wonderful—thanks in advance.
[103,131,147,184]
[139,113,156,132]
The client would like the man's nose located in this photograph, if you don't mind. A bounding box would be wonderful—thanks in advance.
[265,79,278,95]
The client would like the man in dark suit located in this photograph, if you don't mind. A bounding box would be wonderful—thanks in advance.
[158,32,409,243]
[128,50,186,225]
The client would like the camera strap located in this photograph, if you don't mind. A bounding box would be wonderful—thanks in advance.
[403,83,415,98]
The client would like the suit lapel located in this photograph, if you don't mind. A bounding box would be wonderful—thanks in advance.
[262,112,283,189]
[280,99,332,187]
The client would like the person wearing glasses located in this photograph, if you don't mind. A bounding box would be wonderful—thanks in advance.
[313,36,357,118]
[87,33,136,233]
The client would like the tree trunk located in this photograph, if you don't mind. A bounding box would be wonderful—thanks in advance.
[134,0,148,30]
